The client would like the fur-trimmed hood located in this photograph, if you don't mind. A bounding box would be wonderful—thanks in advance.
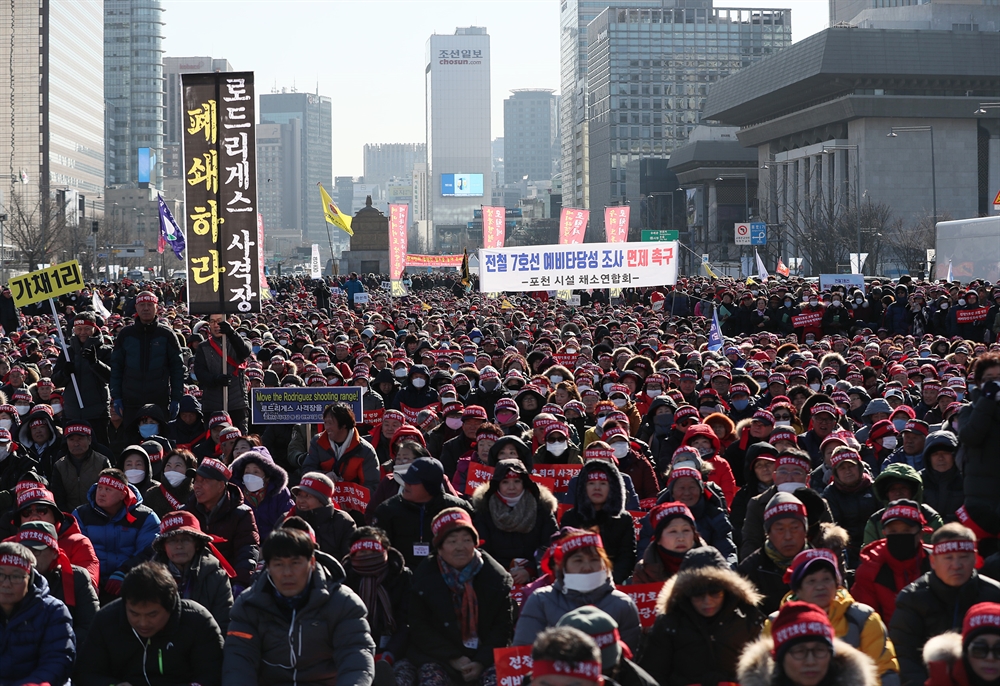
[655,563,762,616]
[812,521,851,558]
[572,459,627,518]
[737,637,879,686]
[229,447,288,492]
[922,631,970,685]
[470,473,559,515]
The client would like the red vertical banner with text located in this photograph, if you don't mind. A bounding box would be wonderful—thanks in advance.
[388,204,409,285]
[483,205,506,249]
[559,208,589,245]
[605,206,630,243]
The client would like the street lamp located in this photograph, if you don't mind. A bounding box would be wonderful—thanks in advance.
[822,144,862,274]
[888,126,937,226]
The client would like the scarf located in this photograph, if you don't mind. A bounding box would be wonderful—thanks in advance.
[244,486,266,509]
[438,549,483,644]
[765,540,801,570]
[160,484,184,510]
[351,547,396,635]
[488,490,538,533]
[655,545,685,578]
[208,335,248,373]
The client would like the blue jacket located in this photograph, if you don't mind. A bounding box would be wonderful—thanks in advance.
[637,483,738,566]
[882,302,911,335]
[73,482,160,584]
[0,571,76,686]
[344,278,365,299]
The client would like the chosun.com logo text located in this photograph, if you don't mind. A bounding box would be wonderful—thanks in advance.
[440,59,482,65]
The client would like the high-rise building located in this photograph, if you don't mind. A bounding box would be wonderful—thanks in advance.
[260,90,333,243]
[257,121,302,234]
[162,57,234,185]
[560,0,665,210]
[426,27,491,251]
[105,0,165,188]
[587,4,791,233]
[0,2,104,223]
[504,90,560,184]
[363,144,426,194]
[830,0,1000,29]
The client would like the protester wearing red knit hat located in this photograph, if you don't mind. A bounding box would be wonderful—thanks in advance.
[738,600,879,686]
[923,601,1000,686]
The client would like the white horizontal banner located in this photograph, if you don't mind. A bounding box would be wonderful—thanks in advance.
[478,241,678,293]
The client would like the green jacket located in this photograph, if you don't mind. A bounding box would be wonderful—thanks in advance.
[862,463,943,546]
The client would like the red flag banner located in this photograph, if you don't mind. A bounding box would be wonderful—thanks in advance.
[616,581,665,628]
[956,307,990,324]
[530,473,558,493]
[605,206,630,243]
[406,254,464,268]
[494,645,533,686]
[553,352,579,368]
[532,465,582,494]
[333,482,370,512]
[465,464,495,496]
[399,402,438,425]
[792,311,824,328]
[483,205,506,249]
[638,497,659,511]
[776,257,790,277]
[389,204,409,280]
[559,208,589,245]
[628,511,645,541]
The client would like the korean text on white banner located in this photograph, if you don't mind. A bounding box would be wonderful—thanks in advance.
[388,204,409,295]
[478,241,678,293]
[818,274,864,291]
[558,208,589,245]
[309,244,321,278]
[182,72,261,315]
[604,206,630,243]
[482,205,506,249]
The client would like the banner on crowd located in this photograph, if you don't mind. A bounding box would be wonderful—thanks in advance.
[531,465,581,494]
[956,306,990,324]
[791,311,823,328]
[309,244,322,278]
[399,401,439,425]
[616,581,665,628]
[627,512,645,540]
[389,204,408,285]
[559,208,589,245]
[9,260,84,308]
[818,274,864,291]
[605,206,630,243]
[483,205,506,249]
[182,71,261,315]
[250,386,364,425]
[494,645,533,685]
[333,482,370,513]
[465,464,495,495]
[478,241,678,293]
[405,254,464,268]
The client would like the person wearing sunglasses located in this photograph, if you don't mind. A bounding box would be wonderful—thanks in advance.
[739,600,879,686]
[924,601,1000,686]
[640,545,765,686]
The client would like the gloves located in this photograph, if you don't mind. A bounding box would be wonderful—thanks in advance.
[982,380,1000,402]
[62,359,75,374]
[215,374,232,386]
[219,320,235,336]
[112,399,124,418]
[81,345,97,363]
[104,571,125,596]
[168,401,180,420]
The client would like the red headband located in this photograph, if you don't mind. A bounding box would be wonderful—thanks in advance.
[350,539,385,555]
[776,454,811,473]
[97,475,137,522]
[555,532,604,566]
[18,528,58,550]
[432,509,474,537]
[668,466,702,485]
[933,540,976,555]
[586,470,610,482]
[201,458,233,481]
[65,423,92,437]
[136,293,158,304]
[881,504,925,525]
[297,476,334,501]
[0,552,31,573]
[532,659,604,683]
[650,502,695,529]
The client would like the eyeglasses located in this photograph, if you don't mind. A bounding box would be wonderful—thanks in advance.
[0,572,28,585]
[775,469,807,479]
[773,414,793,421]
[969,642,1000,660]
[786,645,832,661]
[692,587,724,599]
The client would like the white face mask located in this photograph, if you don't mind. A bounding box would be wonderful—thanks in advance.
[394,368,407,378]
[774,420,792,428]
[809,383,822,392]
[881,436,897,450]
[563,570,609,593]
[596,416,607,428]
[646,389,662,398]
[602,383,614,395]
[500,491,524,507]
[612,442,630,459]
[0,419,11,430]
[776,481,807,493]
[958,299,966,306]
[412,377,427,388]
[445,417,463,430]
[549,375,563,384]
[125,469,146,484]
[243,474,265,492]
[317,362,328,370]
[612,397,627,408]
[547,441,568,457]
[14,405,29,416]
[163,470,186,487]
[51,403,63,415]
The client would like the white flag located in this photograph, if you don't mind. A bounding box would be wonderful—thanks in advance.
[947,259,953,282]
[755,249,769,281]
[92,293,111,319]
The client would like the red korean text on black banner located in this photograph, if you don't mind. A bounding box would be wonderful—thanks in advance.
[182,72,261,315]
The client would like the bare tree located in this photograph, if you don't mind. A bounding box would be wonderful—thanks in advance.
[5,186,70,271]
[881,212,944,278]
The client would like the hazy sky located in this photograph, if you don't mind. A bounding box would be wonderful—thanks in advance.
[163,0,831,178]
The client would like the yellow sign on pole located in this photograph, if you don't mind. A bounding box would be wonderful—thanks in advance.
[9,260,84,308]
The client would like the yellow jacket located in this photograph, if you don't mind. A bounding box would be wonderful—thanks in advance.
[763,588,899,682]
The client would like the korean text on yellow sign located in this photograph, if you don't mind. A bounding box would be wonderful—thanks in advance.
[9,260,84,308]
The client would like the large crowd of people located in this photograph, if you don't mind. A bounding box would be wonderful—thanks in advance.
[1,269,1000,686]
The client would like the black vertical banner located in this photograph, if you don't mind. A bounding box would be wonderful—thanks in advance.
[181,72,261,315]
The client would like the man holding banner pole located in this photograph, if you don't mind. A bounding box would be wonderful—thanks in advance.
[195,314,251,433]
[51,311,113,446]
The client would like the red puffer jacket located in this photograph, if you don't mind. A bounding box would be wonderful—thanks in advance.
[850,538,930,624]
[5,512,99,589]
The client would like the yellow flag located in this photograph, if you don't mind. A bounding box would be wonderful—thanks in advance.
[704,262,719,279]
[318,183,353,236]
